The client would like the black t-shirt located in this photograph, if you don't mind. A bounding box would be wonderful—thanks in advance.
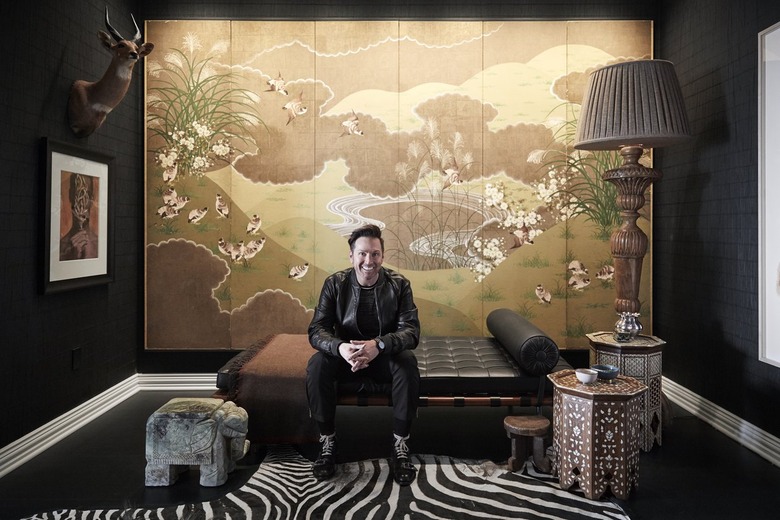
[356,285,380,339]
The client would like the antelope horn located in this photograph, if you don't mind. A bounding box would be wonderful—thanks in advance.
[130,14,142,43]
[104,7,124,42]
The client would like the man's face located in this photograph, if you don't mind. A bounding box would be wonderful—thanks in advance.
[349,236,383,286]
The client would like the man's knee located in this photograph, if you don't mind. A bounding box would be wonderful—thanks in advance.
[306,352,320,380]
[307,351,338,383]
[390,350,420,380]
[307,351,323,371]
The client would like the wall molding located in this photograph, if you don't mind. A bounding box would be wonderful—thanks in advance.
[2,374,777,479]
[0,373,216,478]
[135,373,217,390]
[663,377,780,467]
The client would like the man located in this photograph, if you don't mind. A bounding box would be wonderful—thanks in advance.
[306,224,421,485]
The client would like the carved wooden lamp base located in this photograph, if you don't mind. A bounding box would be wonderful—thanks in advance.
[603,145,660,323]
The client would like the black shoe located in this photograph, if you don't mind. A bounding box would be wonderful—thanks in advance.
[313,433,337,480]
[391,434,416,486]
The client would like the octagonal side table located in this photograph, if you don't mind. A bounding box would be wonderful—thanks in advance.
[586,332,666,452]
[548,370,647,500]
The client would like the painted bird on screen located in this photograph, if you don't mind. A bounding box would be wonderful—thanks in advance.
[289,262,310,281]
[266,72,288,96]
[535,284,552,304]
[242,238,266,265]
[188,207,208,224]
[215,194,230,218]
[162,187,177,206]
[340,110,364,137]
[284,93,308,125]
[246,214,262,235]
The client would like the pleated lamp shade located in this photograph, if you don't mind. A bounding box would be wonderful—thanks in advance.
[574,59,690,150]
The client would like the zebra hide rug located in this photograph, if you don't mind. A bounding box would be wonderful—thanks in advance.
[24,445,630,520]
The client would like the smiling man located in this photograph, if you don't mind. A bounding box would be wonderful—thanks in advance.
[306,224,421,485]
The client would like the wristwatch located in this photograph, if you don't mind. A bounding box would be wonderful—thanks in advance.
[376,338,385,352]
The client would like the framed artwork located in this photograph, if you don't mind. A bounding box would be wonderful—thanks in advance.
[41,137,114,294]
[759,21,780,368]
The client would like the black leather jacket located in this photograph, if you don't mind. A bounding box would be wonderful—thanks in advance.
[308,267,420,357]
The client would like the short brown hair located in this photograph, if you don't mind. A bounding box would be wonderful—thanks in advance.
[348,224,384,252]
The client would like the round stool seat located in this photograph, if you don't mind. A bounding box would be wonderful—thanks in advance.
[504,415,550,437]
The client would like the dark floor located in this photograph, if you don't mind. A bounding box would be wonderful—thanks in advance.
[1,390,780,519]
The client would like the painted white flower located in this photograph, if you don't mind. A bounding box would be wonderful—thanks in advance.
[212,141,231,157]
[156,150,179,169]
[192,121,212,138]
[192,156,208,170]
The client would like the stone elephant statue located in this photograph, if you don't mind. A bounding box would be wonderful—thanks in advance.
[145,398,250,487]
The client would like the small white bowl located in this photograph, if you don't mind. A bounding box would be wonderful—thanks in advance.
[575,368,598,384]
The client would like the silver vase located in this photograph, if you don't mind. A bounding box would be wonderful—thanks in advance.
[614,312,643,342]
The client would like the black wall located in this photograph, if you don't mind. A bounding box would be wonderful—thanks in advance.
[655,0,780,437]
[5,0,779,450]
[138,0,657,21]
[1,0,142,448]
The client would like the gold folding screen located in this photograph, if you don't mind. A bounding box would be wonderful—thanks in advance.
[144,20,653,350]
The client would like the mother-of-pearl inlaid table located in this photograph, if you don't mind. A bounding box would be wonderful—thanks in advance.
[586,331,666,451]
[548,370,647,500]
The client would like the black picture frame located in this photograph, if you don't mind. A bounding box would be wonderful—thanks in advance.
[41,137,115,294]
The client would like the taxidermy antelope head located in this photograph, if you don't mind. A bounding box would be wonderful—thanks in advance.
[67,7,154,138]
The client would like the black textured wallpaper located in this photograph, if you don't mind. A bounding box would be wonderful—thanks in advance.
[1,0,142,447]
[655,0,780,437]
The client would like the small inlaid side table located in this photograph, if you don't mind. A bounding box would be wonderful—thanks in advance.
[586,332,666,451]
[548,370,647,500]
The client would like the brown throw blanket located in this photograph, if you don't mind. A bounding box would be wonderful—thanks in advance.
[234,333,319,444]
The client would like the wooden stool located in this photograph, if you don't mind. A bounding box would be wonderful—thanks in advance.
[504,415,551,473]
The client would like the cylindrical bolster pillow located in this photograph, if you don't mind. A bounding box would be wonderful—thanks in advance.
[486,308,560,376]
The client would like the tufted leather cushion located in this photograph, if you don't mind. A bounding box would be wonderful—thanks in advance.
[336,335,568,398]
[486,308,560,376]
[416,336,531,395]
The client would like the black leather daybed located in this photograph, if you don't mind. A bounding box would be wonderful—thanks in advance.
[214,308,570,444]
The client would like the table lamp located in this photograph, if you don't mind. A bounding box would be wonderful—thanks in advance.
[574,59,690,341]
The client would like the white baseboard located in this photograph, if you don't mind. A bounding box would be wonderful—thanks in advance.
[0,373,217,479]
[663,376,780,467]
[2,374,777,479]
[135,372,218,391]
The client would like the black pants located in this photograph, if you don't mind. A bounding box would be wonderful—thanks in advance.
[306,349,420,425]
